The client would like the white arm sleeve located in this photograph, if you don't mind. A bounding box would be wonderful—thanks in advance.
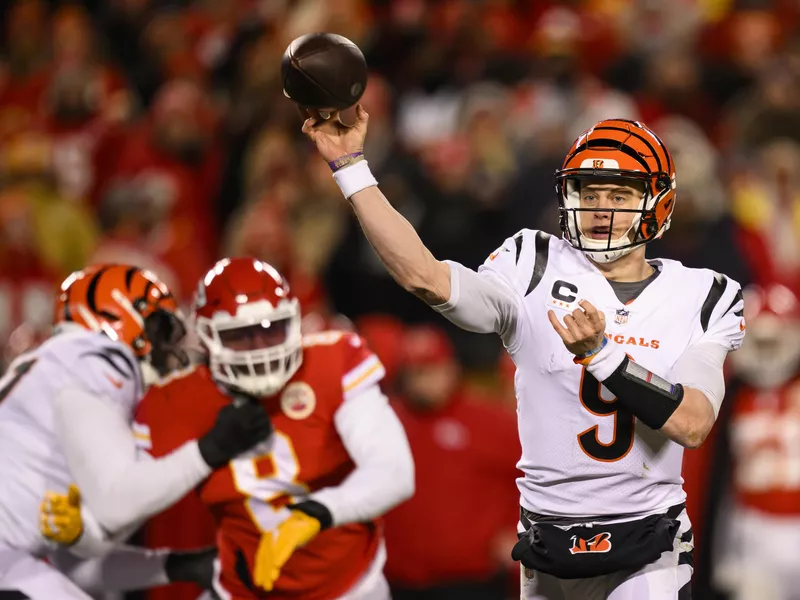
[309,385,414,526]
[433,261,520,343]
[52,546,169,594]
[670,341,728,419]
[54,387,211,535]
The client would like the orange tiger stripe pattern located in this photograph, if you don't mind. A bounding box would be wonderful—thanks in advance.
[557,118,677,246]
[55,264,179,358]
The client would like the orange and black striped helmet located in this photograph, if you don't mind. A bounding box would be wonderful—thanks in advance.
[555,118,676,261]
[54,265,187,378]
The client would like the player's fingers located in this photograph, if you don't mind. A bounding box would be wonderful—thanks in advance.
[67,484,81,507]
[39,512,57,534]
[355,104,369,128]
[301,118,316,135]
[547,310,574,343]
[571,308,591,330]
[254,534,274,589]
[562,315,585,340]
[46,504,70,517]
[49,515,69,528]
[579,299,598,317]
[579,300,604,330]
[39,517,53,536]
[43,493,65,511]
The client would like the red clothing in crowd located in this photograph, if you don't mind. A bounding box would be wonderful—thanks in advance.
[0,250,56,346]
[384,393,521,587]
[0,68,50,138]
[95,125,222,298]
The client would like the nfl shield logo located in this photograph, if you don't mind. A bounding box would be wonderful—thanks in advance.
[615,309,629,325]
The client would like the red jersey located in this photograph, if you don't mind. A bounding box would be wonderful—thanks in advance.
[135,331,385,599]
[729,379,800,515]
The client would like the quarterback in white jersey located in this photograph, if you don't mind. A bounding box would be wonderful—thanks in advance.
[301,111,745,599]
[0,264,272,599]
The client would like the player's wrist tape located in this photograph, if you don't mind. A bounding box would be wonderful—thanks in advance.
[328,151,364,172]
[290,499,333,530]
[589,351,685,430]
[332,160,378,199]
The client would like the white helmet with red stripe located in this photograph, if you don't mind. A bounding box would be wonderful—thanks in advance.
[193,257,302,397]
[731,283,800,389]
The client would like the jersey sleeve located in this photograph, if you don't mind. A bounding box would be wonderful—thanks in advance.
[478,230,533,293]
[62,335,142,413]
[310,378,414,526]
[697,272,746,351]
[53,386,210,535]
[434,229,545,349]
[340,333,386,402]
[132,389,162,456]
[670,272,746,418]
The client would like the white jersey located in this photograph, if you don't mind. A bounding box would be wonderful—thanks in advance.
[437,229,745,518]
[0,329,142,555]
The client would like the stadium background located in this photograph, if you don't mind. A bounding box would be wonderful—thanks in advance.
[0,0,798,598]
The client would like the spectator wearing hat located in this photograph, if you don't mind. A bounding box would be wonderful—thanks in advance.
[384,324,520,600]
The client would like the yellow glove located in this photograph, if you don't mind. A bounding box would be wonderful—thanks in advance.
[39,484,84,546]
[253,510,321,591]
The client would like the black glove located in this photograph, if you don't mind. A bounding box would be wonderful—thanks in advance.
[165,546,217,589]
[198,394,273,468]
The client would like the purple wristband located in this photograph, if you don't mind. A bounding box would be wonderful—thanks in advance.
[328,152,364,172]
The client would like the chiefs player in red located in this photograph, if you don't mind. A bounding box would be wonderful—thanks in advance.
[133,257,414,600]
[694,282,800,599]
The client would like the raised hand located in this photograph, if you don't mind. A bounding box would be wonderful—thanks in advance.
[548,300,607,357]
[301,104,369,163]
[40,484,83,546]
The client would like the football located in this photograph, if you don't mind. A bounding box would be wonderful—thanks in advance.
[281,32,368,111]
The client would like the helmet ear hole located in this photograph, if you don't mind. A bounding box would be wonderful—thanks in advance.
[640,214,659,239]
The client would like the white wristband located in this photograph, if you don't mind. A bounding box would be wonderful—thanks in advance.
[585,342,627,382]
[332,160,378,199]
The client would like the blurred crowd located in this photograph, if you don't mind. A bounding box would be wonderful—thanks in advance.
[2,0,800,598]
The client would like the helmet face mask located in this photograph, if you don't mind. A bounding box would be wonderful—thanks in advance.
[555,120,677,264]
[142,308,190,380]
[194,258,303,397]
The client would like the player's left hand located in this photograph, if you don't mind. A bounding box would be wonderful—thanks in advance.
[253,510,321,591]
[39,484,83,546]
[548,300,606,357]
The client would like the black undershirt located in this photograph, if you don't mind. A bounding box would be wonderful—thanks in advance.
[606,261,661,304]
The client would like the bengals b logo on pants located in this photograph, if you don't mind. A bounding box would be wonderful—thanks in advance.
[569,532,612,554]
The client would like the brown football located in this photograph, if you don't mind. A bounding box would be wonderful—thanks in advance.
[281,32,368,111]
